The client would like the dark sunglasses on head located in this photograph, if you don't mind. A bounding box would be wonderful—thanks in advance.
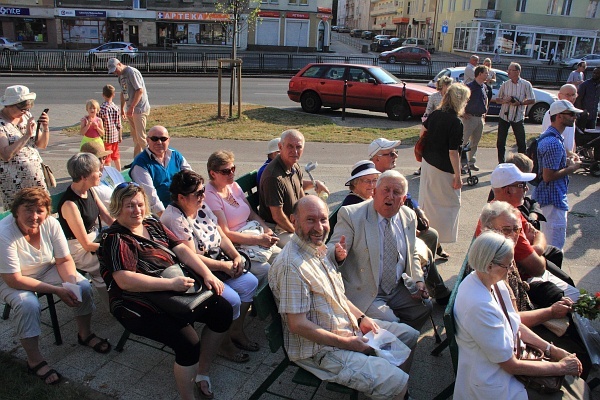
[149,136,169,142]
[216,166,236,175]
[116,181,141,190]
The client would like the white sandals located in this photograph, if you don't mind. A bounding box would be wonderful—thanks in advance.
[195,374,214,399]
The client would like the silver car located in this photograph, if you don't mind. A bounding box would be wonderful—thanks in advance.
[560,54,600,69]
[428,67,557,124]
[88,42,138,61]
[0,37,24,52]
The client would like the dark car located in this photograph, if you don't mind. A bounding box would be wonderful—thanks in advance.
[379,46,431,65]
[338,26,350,33]
[287,63,435,121]
[370,39,394,52]
[350,29,364,37]
[361,31,374,40]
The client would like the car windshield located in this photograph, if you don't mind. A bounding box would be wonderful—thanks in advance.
[369,67,401,84]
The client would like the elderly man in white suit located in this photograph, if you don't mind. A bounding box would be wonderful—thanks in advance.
[328,170,432,330]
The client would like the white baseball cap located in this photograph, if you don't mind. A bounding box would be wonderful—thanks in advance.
[549,99,583,116]
[267,138,281,154]
[368,138,401,158]
[491,163,536,188]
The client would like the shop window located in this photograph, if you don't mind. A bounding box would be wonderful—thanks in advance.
[62,19,105,44]
[14,18,48,42]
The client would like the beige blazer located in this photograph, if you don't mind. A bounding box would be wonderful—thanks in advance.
[327,200,423,313]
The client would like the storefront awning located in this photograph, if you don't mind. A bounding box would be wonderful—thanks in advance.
[392,17,410,24]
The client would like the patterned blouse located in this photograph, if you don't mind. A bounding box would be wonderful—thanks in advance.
[160,203,222,255]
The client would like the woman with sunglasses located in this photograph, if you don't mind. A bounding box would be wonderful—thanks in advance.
[0,85,50,210]
[160,170,260,364]
[204,150,279,285]
[97,181,231,400]
[453,231,588,400]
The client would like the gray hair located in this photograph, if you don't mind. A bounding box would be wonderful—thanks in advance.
[376,170,408,196]
[479,201,519,231]
[469,231,515,273]
[280,129,305,144]
[67,152,101,182]
[509,62,521,72]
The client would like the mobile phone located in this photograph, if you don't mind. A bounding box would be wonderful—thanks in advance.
[34,108,49,142]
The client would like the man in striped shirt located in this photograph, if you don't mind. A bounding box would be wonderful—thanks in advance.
[495,62,535,163]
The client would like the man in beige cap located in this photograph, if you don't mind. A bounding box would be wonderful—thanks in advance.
[257,137,280,185]
[108,57,150,157]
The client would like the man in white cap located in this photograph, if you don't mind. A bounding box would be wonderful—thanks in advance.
[107,57,150,157]
[533,100,582,250]
[257,137,280,186]
[368,138,401,173]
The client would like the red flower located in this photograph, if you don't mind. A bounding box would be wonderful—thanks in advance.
[595,292,600,298]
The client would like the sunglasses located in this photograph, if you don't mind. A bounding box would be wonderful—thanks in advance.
[499,225,523,236]
[359,178,378,185]
[116,181,141,190]
[149,136,169,142]
[215,166,236,175]
[505,182,528,189]
[14,100,33,112]
[187,187,205,197]
[379,151,398,157]
[493,260,515,269]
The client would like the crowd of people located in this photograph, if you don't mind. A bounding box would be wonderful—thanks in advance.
[0,54,597,400]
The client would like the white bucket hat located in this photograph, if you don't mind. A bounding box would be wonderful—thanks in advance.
[345,160,381,186]
[0,85,36,106]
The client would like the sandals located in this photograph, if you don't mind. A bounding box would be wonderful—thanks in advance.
[436,247,450,259]
[78,333,112,354]
[217,350,250,363]
[27,360,62,385]
[232,338,260,352]
[196,374,214,399]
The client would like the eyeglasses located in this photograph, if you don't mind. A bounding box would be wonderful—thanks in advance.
[215,166,236,175]
[379,151,398,158]
[493,260,515,269]
[116,182,141,190]
[14,100,33,112]
[187,187,205,198]
[505,182,528,189]
[499,225,523,236]
[148,136,169,142]
[359,178,378,185]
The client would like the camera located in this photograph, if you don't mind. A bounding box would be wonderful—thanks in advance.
[510,96,520,104]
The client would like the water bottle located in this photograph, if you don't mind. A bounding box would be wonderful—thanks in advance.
[318,191,329,202]
[402,273,419,296]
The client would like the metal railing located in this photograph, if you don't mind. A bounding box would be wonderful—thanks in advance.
[0,50,584,85]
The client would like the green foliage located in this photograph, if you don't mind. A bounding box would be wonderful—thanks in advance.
[572,289,600,320]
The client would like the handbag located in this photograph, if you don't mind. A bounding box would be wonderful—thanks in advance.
[495,284,564,393]
[41,163,57,188]
[235,220,274,264]
[207,246,251,282]
[414,136,426,162]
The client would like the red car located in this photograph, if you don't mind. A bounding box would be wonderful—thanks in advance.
[287,63,435,121]
[379,46,431,65]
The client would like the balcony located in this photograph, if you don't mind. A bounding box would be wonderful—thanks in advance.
[474,9,502,20]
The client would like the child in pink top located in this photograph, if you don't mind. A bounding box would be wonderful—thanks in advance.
[80,99,105,150]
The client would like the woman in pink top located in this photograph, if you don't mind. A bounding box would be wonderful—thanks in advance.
[204,150,279,283]
[79,99,105,150]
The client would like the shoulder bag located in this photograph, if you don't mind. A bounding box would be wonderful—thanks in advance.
[206,246,252,282]
[495,283,564,394]
[414,130,427,162]
[41,163,57,188]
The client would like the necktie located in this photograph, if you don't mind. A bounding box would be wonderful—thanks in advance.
[381,218,399,294]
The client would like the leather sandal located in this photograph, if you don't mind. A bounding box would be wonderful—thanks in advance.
[27,360,62,385]
[195,374,214,399]
[217,350,250,363]
[232,338,260,352]
[78,333,112,354]
[436,247,450,259]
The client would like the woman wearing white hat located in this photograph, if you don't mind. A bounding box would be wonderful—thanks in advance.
[341,160,381,206]
[0,85,50,210]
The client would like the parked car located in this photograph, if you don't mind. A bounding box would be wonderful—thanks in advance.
[287,63,435,121]
[332,26,339,32]
[401,37,435,53]
[428,67,557,124]
[373,35,392,42]
[88,42,138,60]
[560,54,600,68]
[350,29,364,37]
[379,46,431,65]
[370,39,394,52]
[338,27,350,33]
[361,31,374,40]
[0,37,24,52]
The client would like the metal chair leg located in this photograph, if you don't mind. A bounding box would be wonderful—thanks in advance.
[2,303,10,320]
[43,293,63,345]
[430,314,441,343]
[115,329,131,352]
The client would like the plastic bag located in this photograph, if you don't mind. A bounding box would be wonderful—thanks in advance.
[363,328,411,366]
[571,313,600,365]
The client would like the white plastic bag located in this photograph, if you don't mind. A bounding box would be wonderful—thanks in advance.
[363,328,411,366]
[572,313,600,365]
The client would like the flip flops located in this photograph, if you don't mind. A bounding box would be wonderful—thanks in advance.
[78,333,112,354]
[27,360,62,385]
[195,374,214,399]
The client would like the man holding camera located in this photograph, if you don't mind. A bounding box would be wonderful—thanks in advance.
[495,62,535,163]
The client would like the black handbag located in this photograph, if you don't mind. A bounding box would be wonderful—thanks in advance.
[207,246,251,281]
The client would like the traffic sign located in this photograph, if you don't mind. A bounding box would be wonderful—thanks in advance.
[441,25,448,34]
[442,20,448,26]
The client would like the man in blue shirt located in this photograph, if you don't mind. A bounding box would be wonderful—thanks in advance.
[533,100,582,250]
[462,65,489,171]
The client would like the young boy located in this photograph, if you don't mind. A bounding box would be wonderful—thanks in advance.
[98,84,122,170]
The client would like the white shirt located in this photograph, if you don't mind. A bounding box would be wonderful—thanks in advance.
[498,77,535,123]
[541,111,575,153]
[376,214,406,283]
[93,165,126,208]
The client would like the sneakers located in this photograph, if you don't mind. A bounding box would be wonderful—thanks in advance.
[469,164,480,171]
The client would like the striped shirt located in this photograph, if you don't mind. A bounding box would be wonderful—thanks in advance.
[268,234,359,361]
[498,77,535,123]
[99,100,121,144]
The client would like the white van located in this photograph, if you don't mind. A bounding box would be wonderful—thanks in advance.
[401,38,435,53]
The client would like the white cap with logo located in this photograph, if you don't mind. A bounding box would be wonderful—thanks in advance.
[490,163,536,188]
[368,138,401,158]
[549,99,583,116]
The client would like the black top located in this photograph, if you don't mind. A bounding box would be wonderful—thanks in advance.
[341,193,364,207]
[465,80,488,116]
[57,186,99,240]
[422,109,464,174]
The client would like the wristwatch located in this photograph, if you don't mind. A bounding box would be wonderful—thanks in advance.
[357,314,366,327]
[544,343,552,358]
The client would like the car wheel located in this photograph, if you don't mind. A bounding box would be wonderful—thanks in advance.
[528,103,549,124]
[300,91,322,114]
[389,56,396,64]
[420,57,429,65]
[386,98,410,121]
[590,162,600,177]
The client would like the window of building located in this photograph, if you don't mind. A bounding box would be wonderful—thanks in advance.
[407,1,412,14]
[463,0,471,10]
[61,19,105,44]
[516,0,526,12]
[288,0,297,4]
[586,1,598,18]
[422,0,427,12]
[14,18,48,42]
[561,0,572,15]
[547,0,559,14]
[448,0,456,12]
[299,0,308,4]
[487,0,496,8]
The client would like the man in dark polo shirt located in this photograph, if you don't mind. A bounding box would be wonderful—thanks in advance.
[259,129,329,247]
[462,65,489,171]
